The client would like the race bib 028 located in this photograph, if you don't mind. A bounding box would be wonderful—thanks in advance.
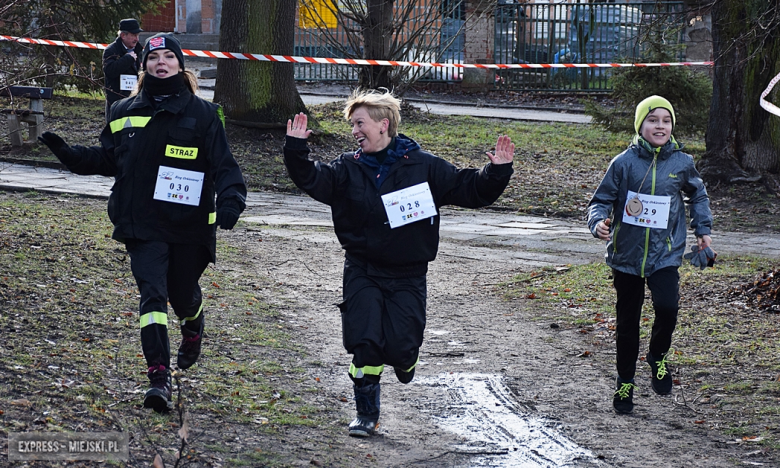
[381,182,437,229]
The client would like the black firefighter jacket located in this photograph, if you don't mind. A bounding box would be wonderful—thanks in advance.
[102,37,144,106]
[64,88,247,260]
[284,134,513,277]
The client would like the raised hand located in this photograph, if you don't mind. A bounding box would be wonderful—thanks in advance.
[287,112,313,140]
[486,135,514,165]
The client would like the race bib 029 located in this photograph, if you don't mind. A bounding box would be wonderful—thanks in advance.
[621,190,671,229]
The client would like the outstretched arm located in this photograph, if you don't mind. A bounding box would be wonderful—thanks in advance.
[435,134,514,208]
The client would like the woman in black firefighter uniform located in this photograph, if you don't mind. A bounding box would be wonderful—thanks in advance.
[284,89,514,437]
[38,33,247,414]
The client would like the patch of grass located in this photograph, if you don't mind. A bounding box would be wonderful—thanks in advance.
[724,425,753,437]
[502,263,614,327]
[724,381,754,394]
[0,192,335,465]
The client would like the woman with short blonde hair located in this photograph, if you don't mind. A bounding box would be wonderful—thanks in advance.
[284,88,515,437]
[343,88,402,138]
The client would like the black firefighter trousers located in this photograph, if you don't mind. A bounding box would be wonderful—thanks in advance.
[126,239,210,369]
[339,258,426,385]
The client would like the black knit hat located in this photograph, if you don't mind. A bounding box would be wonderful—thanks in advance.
[142,33,185,71]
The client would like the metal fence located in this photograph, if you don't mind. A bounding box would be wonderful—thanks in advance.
[494,1,686,91]
[293,1,686,92]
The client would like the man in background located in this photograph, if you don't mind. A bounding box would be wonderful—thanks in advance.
[102,18,143,121]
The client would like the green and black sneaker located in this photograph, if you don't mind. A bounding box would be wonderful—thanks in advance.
[613,378,636,414]
[646,350,673,395]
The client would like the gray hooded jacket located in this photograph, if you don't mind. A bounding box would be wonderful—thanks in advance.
[587,138,712,277]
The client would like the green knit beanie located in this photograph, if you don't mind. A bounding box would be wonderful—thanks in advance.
[634,95,676,134]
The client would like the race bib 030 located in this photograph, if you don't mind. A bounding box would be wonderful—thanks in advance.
[153,166,204,207]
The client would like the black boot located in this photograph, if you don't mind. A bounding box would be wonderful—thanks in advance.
[394,366,415,384]
[144,364,173,413]
[177,315,204,370]
[348,382,380,437]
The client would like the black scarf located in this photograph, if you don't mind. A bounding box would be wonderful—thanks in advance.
[143,73,187,100]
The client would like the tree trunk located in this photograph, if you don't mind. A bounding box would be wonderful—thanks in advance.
[214,0,307,125]
[698,0,780,190]
[358,0,394,89]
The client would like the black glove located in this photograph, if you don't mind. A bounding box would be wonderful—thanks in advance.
[216,199,242,230]
[38,132,77,166]
[683,245,717,270]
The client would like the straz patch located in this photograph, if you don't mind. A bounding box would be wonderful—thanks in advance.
[165,145,198,160]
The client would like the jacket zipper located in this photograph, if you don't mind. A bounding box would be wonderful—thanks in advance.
[640,152,659,278]
[612,222,620,254]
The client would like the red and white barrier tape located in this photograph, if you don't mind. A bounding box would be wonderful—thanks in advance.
[760,72,780,117]
[1,34,714,70]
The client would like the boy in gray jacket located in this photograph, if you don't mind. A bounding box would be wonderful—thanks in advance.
[587,95,715,414]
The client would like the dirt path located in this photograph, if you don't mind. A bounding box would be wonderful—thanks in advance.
[216,216,769,468]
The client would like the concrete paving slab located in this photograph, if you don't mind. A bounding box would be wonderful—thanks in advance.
[194,89,591,124]
[437,222,496,232]
[478,227,556,237]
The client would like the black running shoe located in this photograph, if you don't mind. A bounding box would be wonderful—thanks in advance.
[613,378,636,414]
[144,365,173,413]
[646,350,673,395]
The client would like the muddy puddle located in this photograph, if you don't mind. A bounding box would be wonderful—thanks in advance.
[415,373,605,467]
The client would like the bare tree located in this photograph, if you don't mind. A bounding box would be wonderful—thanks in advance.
[299,0,469,93]
[696,0,780,193]
[214,0,307,126]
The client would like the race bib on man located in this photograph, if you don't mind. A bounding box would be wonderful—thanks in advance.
[381,182,437,229]
[621,190,671,229]
[120,74,137,91]
[153,166,204,207]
